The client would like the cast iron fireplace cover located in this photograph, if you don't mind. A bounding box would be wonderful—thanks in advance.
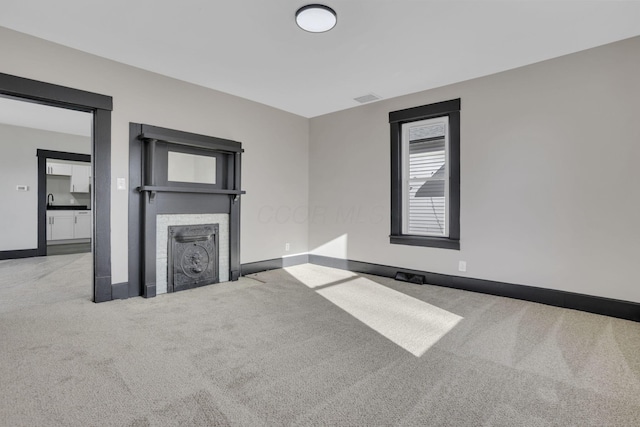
[168,223,219,292]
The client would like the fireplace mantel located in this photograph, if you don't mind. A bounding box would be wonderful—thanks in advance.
[127,123,243,299]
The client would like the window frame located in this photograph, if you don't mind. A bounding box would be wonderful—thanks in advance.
[389,98,460,250]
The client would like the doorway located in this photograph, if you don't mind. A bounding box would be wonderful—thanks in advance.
[0,72,113,302]
[38,150,92,256]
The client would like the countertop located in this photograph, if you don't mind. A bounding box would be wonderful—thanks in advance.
[46,205,90,211]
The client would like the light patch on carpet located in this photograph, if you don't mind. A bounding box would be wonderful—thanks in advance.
[285,263,357,289]
[287,265,462,357]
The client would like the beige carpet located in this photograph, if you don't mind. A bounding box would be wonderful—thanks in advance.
[1,260,639,426]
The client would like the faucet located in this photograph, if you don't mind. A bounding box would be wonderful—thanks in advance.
[47,193,54,206]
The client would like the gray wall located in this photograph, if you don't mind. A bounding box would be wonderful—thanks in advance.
[0,123,90,250]
[309,36,640,303]
[0,26,309,282]
[2,25,639,304]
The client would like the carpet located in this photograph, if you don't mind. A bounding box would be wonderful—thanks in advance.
[1,261,639,426]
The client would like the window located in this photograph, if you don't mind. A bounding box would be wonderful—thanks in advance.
[389,98,460,249]
[403,117,448,236]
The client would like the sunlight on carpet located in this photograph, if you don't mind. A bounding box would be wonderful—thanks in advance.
[286,266,462,357]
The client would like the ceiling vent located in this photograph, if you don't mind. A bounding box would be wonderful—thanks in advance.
[354,93,381,104]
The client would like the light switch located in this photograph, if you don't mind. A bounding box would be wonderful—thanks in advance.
[16,185,29,191]
[117,178,126,190]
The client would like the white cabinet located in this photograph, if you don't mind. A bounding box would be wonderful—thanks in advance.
[46,161,72,176]
[47,210,91,241]
[70,164,90,193]
[47,211,74,241]
[46,161,90,192]
[73,210,91,239]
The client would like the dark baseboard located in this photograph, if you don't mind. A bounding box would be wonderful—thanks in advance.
[0,249,39,260]
[241,254,309,276]
[308,255,640,323]
[46,242,91,256]
[111,282,129,300]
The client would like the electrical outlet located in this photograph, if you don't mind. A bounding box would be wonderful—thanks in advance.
[285,243,290,252]
[458,261,467,272]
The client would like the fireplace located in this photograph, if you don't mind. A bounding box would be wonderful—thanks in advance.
[168,223,218,293]
[156,214,230,294]
[128,124,244,299]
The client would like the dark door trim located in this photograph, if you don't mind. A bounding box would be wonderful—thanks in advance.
[0,72,113,303]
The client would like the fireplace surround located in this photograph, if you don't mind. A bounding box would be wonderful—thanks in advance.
[128,124,243,299]
[157,214,229,294]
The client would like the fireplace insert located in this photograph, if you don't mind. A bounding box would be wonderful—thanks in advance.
[167,223,219,292]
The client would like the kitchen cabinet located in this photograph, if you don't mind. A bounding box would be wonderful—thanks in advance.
[47,210,91,241]
[70,164,90,193]
[46,161,72,176]
[47,211,74,241]
[73,210,91,239]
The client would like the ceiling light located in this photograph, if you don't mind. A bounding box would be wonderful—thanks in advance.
[295,4,337,33]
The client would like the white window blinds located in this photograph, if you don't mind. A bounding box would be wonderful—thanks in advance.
[403,118,448,236]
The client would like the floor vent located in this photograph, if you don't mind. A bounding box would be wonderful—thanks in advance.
[394,271,426,285]
[354,93,381,104]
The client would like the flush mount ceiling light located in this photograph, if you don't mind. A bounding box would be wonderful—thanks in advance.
[295,4,337,33]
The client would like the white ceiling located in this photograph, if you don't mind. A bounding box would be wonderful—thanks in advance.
[0,96,92,136]
[1,1,639,118]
